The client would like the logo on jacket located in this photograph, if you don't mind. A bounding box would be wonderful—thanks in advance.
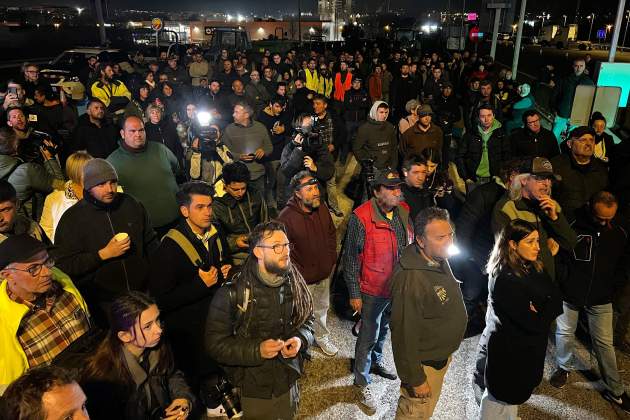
[434,286,449,304]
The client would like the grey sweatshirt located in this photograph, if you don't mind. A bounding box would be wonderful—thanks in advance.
[221,120,273,180]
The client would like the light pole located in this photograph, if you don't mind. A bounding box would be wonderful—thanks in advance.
[588,13,595,42]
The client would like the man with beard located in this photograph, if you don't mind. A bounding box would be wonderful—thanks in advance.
[53,158,158,327]
[344,169,414,414]
[71,99,118,158]
[0,180,46,242]
[493,157,577,281]
[245,70,271,116]
[400,104,444,158]
[206,221,314,419]
[90,63,131,111]
[278,172,338,356]
[0,234,90,391]
[551,126,609,223]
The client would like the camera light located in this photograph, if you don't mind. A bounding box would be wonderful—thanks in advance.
[197,111,211,127]
[448,244,461,256]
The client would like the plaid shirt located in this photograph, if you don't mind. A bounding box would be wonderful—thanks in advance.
[316,112,335,146]
[13,282,90,368]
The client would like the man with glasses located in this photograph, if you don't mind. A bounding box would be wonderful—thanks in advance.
[551,126,609,223]
[278,171,337,356]
[0,234,90,392]
[20,63,47,101]
[509,109,559,160]
[344,168,414,413]
[206,221,314,419]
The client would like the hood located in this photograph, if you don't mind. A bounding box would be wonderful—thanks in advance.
[398,242,448,274]
[369,100,388,120]
[479,118,502,135]
[285,195,316,216]
[0,154,20,179]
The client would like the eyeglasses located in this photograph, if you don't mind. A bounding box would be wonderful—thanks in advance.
[256,243,294,254]
[526,118,540,125]
[7,256,55,277]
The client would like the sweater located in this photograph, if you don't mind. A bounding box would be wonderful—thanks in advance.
[221,121,273,180]
[107,142,180,228]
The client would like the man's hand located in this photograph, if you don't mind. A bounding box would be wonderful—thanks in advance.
[304,156,317,172]
[293,133,304,145]
[281,337,302,358]
[220,264,232,279]
[239,153,255,162]
[198,266,219,288]
[349,298,362,314]
[547,238,560,256]
[272,124,285,135]
[163,398,190,420]
[538,195,558,221]
[2,93,17,110]
[260,339,285,359]
[327,144,335,153]
[254,148,265,159]
[412,381,431,399]
[39,139,55,161]
[98,235,131,260]
[236,235,249,249]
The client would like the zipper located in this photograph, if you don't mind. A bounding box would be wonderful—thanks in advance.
[583,231,598,307]
[106,211,130,291]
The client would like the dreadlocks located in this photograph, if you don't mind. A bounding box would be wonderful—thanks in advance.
[240,221,313,329]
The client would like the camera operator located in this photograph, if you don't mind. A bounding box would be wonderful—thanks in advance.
[30,84,77,150]
[188,111,233,195]
[0,126,64,221]
[279,113,334,208]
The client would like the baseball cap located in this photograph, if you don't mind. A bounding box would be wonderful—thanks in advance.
[0,234,47,270]
[528,157,561,181]
[371,168,403,188]
[568,126,596,140]
[418,104,433,116]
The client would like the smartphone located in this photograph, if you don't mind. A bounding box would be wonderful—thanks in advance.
[8,87,17,95]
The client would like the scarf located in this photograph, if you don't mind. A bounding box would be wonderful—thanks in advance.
[334,71,353,101]
[257,266,286,288]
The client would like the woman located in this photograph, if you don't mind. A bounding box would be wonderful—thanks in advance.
[81,292,195,420]
[398,99,420,135]
[590,112,615,164]
[145,71,156,90]
[145,103,185,166]
[124,83,152,122]
[40,151,92,242]
[474,220,562,419]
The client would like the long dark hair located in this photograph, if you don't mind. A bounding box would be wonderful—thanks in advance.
[82,292,173,387]
[486,220,543,279]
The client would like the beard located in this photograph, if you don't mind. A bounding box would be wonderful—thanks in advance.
[264,257,290,275]
[304,196,321,209]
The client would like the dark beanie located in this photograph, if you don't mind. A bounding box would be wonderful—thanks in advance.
[83,158,118,191]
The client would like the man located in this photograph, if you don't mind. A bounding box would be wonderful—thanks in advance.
[278,172,338,356]
[342,78,370,164]
[2,80,34,112]
[78,55,98,88]
[552,58,594,140]
[221,102,272,194]
[205,221,314,419]
[216,59,239,89]
[189,52,211,87]
[261,67,278,98]
[226,79,250,111]
[211,162,269,266]
[90,63,131,110]
[0,126,64,221]
[344,169,414,413]
[292,78,315,117]
[205,79,229,122]
[390,207,467,420]
[510,109,560,159]
[71,99,118,158]
[551,126,609,223]
[551,191,630,412]
[353,101,398,171]
[53,158,158,327]
[257,96,290,209]
[0,180,46,242]
[163,56,190,87]
[423,67,444,104]
[493,157,578,281]
[390,63,420,121]
[299,58,320,93]
[107,116,180,235]
[19,63,46,100]
[280,113,335,208]
[466,80,501,131]
[457,104,510,190]
[400,155,434,222]
[0,234,90,391]
[149,181,231,398]
[245,70,271,115]
[29,85,76,143]
[313,95,345,217]
[400,104,444,158]
[333,61,353,106]
[2,366,89,420]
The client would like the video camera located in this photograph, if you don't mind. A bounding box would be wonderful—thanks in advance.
[292,116,321,150]
[18,130,59,163]
[193,111,220,156]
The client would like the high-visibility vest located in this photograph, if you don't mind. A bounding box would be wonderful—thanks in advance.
[304,69,320,92]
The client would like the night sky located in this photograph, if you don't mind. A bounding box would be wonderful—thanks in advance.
[5,0,623,16]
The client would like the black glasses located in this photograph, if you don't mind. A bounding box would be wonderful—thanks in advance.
[256,243,294,254]
[7,256,55,276]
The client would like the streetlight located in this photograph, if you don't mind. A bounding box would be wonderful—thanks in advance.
[76,7,84,16]
[588,13,595,42]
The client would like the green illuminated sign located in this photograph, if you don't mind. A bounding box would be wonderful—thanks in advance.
[597,62,630,108]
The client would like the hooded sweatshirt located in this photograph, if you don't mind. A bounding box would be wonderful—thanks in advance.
[276,196,337,284]
[390,243,467,386]
[353,101,399,170]
[476,118,502,178]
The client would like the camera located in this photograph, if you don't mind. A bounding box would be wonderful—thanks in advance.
[203,376,242,419]
[293,119,321,150]
[18,130,58,163]
[194,111,220,156]
[360,159,376,184]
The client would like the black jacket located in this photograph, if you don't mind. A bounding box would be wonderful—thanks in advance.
[71,113,118,158]
[390,75,420,116]
[205,265,314,399]
[53,193,159,326]
[457,124,510,181]
[343,88,370,122]
[551,154,609,223]
[353,118,398,170]
[476,268,562,404]
[557,206,629,307]
[280,141,334,184]
[145,118,185,163]
[509,127,560,160]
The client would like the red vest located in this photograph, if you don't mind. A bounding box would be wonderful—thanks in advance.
[354,199,413,297]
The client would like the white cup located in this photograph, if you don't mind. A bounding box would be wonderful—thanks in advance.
[114,232,129,242]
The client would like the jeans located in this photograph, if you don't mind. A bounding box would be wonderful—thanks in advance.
[479,389,519,420]
[344,121,362,164]
[307,276,331,341]
[263,160,282,209]
[354,293,391,386]
[555,302,624,395]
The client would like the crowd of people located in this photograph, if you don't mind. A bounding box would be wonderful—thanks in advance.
[0,40,629,420]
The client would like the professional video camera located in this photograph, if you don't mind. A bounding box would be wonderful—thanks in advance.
[292,116,321,150]
[201,375,242,419]
[193,111,221,156]
[17,130,59,163]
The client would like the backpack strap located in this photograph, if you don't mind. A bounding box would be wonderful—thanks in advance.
[163,229,203,267]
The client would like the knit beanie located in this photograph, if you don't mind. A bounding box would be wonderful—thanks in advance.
[83,158,118,190]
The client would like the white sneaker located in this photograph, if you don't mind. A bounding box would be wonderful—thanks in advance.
[315,336,339,356]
